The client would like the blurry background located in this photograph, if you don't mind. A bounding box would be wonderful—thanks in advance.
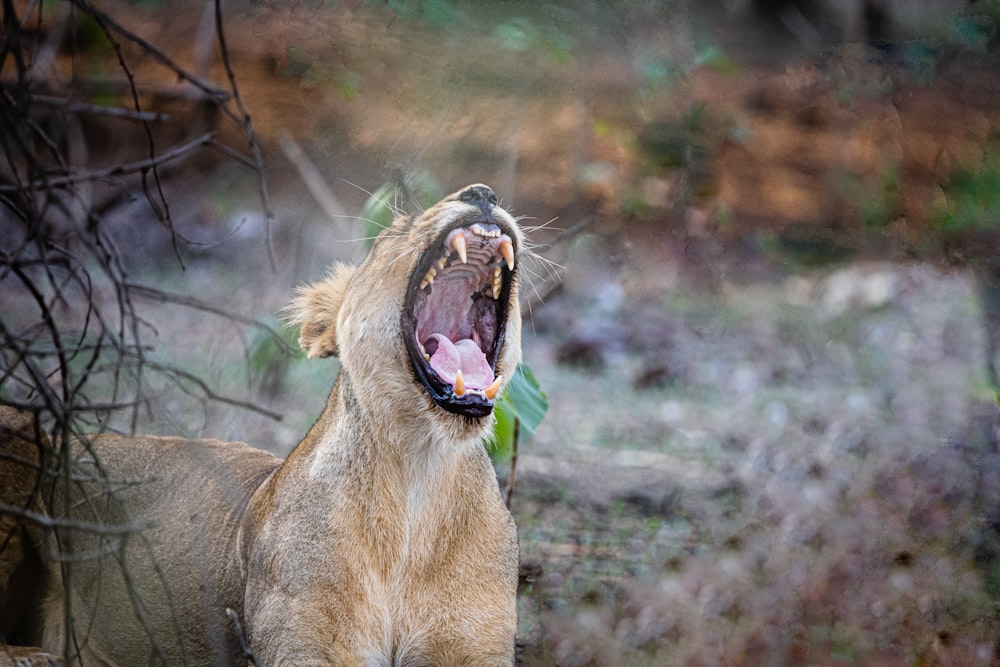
[2,0,1000,664]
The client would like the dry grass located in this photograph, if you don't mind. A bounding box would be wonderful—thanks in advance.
[515,256,999,665]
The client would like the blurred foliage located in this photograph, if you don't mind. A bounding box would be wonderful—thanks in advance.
[857,164,904,230]
[759,229,858,269]
[946,8,998,52]
[638,105,710,172]
[492,16,575,63]
[284,45,363,100]
[932,140,1000,236]
[381,0,578,64]
[357,172,444,240]
[247,320,303,398]
[386,0,460,29]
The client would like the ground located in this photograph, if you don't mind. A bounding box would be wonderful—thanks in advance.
[3,1,1000,664]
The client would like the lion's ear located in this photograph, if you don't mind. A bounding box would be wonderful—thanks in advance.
[285,263,357,359]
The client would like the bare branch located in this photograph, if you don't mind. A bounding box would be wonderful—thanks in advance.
[212,0,277,270]
[0,132,215,193]
[0,502,152,537]
[66,0,230,104]
[0,3,281,657]
[30,94,171,123]
[125,283,296,355]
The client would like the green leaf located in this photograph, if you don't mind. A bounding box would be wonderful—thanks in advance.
[357,183,398,248]
[490,396,517,458]
[488,363,548,459]
[500,363,548,434]
[357,175,444,248]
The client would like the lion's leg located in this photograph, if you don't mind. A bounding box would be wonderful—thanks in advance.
[0,408,50,653]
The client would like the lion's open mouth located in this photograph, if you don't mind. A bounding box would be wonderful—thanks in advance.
[403,221,515,418]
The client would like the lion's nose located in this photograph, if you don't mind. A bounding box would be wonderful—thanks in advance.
[459,184,498,208]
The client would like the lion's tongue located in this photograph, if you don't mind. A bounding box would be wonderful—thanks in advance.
[426,334,493,389]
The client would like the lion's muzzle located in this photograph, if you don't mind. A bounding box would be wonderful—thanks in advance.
[402,188,517,418]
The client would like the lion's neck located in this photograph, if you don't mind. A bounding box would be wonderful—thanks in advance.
[306,369,482,463]
[287,370,492,567]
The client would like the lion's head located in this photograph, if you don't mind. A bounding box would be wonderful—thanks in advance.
[288,184,523,436]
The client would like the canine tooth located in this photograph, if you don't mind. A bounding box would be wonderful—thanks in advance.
[453,369,465,397]
[499,238,514,271]
[452,234,467,264]
[484,375,502,400]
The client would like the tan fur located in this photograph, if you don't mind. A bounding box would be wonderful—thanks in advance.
[292,262,358,359]
[0,184,523,666]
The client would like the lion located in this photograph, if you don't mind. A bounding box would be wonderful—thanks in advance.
[0,183,523,666]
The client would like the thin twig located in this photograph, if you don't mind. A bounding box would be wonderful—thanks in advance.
[0,132,215,193]
[126,283,296,355]
[227,609,263,667]
[278,132,349,222]
[30,94,170,122]
[505,419,521,509]
[0,501,152,537]
[213,0,276,270]
[143,361,285,422]
[66,0,229,104]
[1,3,282,661]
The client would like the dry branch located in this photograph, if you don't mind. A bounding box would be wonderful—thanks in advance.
[0,2,281,659]
[0,132,215,193]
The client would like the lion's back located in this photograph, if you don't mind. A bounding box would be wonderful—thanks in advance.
[49,431,280,666]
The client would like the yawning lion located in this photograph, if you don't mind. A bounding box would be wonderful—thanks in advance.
[1,183,523,666]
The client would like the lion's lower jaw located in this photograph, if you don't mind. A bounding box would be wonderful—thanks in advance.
[342,364,502,446]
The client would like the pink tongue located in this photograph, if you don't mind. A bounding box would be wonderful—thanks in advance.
[426,334,494,389]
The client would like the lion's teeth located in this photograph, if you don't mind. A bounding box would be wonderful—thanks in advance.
[499,238,514,271]
[491,266,502,299]
[484,375,502,401]
[470,223,502,238]
[436,257,447,271]
[451,233,467,264]
[419,266,437,290]
[453,369,465,397]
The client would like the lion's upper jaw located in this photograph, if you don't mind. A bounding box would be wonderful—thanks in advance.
[295,184,523,444]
